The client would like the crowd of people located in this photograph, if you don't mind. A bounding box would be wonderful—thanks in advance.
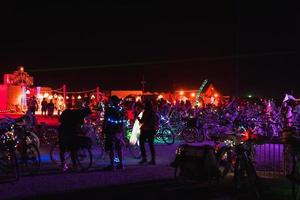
[27,96,63,117]
[23,93,300,172]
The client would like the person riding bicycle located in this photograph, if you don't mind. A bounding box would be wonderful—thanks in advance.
[58,106,92,172]
[103,95,126,170]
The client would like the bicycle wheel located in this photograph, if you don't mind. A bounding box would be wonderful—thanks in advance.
[50,142,72,164]
[92,138,105,161]
[217,147,233,178]
[20,144,41,174]
[26,131,40,149]
[182,127,197,143]
[196,129,205,142]
[76,147,93,172]
[44,128,58,145]
[128,142,141,159]
[292,156,300,200]
[154,129,164,144]
[0,149,19,181]
[162,128,175,145]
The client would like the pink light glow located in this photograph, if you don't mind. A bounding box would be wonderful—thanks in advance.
[0,85,8,111]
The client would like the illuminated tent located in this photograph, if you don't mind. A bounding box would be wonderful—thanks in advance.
[201,84,222,105]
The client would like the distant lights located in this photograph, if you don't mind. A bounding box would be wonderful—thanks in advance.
[26,90,30,95]
[43,93,49,98]
[191,93,195,97]
[214,93,218,98]
[66,96,69,100]
[77,95,82,100]
[90,95,95,99]
[248,94,253,98]
[180,91,184,95]
[157,95,163,99]
[136,96,141,102]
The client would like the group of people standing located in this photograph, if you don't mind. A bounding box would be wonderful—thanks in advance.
[102,96,158,170]
[57,95,158,172]
[27,96,55,117]
[41,98,55,117]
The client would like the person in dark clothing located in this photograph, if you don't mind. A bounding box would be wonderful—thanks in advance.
[137,100,158,165]
[58,107,92,171]
[41,98,48,116]
[47,100,55,118]
[28,96,38,115]
[103,96,126,170]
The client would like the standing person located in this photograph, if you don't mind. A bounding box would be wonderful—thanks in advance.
[57,99,64,116]
[28,96,38,115]
[137,100,159,165]
[47,100,55,118]
[58,107,92,172]
[103,96,126,170]
[41,98,48,116]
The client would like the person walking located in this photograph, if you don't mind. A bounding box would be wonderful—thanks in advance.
[137,100,159,165]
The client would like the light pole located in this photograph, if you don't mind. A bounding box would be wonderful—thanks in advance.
[141,74,146,94]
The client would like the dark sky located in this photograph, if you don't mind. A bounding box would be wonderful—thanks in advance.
[1,2,300,98]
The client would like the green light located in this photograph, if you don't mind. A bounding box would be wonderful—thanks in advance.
[195,79,208,106]
[248,94,252,98]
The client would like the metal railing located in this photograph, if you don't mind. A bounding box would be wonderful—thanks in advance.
[254,141,291,178]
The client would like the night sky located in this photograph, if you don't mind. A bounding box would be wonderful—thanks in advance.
[1,2,300,98]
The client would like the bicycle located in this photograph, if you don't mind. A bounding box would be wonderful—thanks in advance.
[285,131,300,200]
[232,128,261,199]
[0,122,19,181]
[31,122,58,146]
[13,124,41,175]
[2,116,40,148]
[155,116,175,145]
[49,136,93,172]
[181,117,209,143]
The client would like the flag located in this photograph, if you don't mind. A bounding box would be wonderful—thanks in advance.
[283,94,296,102]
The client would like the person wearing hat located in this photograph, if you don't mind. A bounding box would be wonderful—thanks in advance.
[103,95,126,170]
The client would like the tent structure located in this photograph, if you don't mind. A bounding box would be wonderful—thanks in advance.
[201,83,222,105]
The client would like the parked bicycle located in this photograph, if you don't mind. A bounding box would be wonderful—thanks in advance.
[31,122,58,146]
[155,116,175,145]
[14,123,41,175]
[284,127,300,200]
[49,136,93,172]
[0,121,19,181]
